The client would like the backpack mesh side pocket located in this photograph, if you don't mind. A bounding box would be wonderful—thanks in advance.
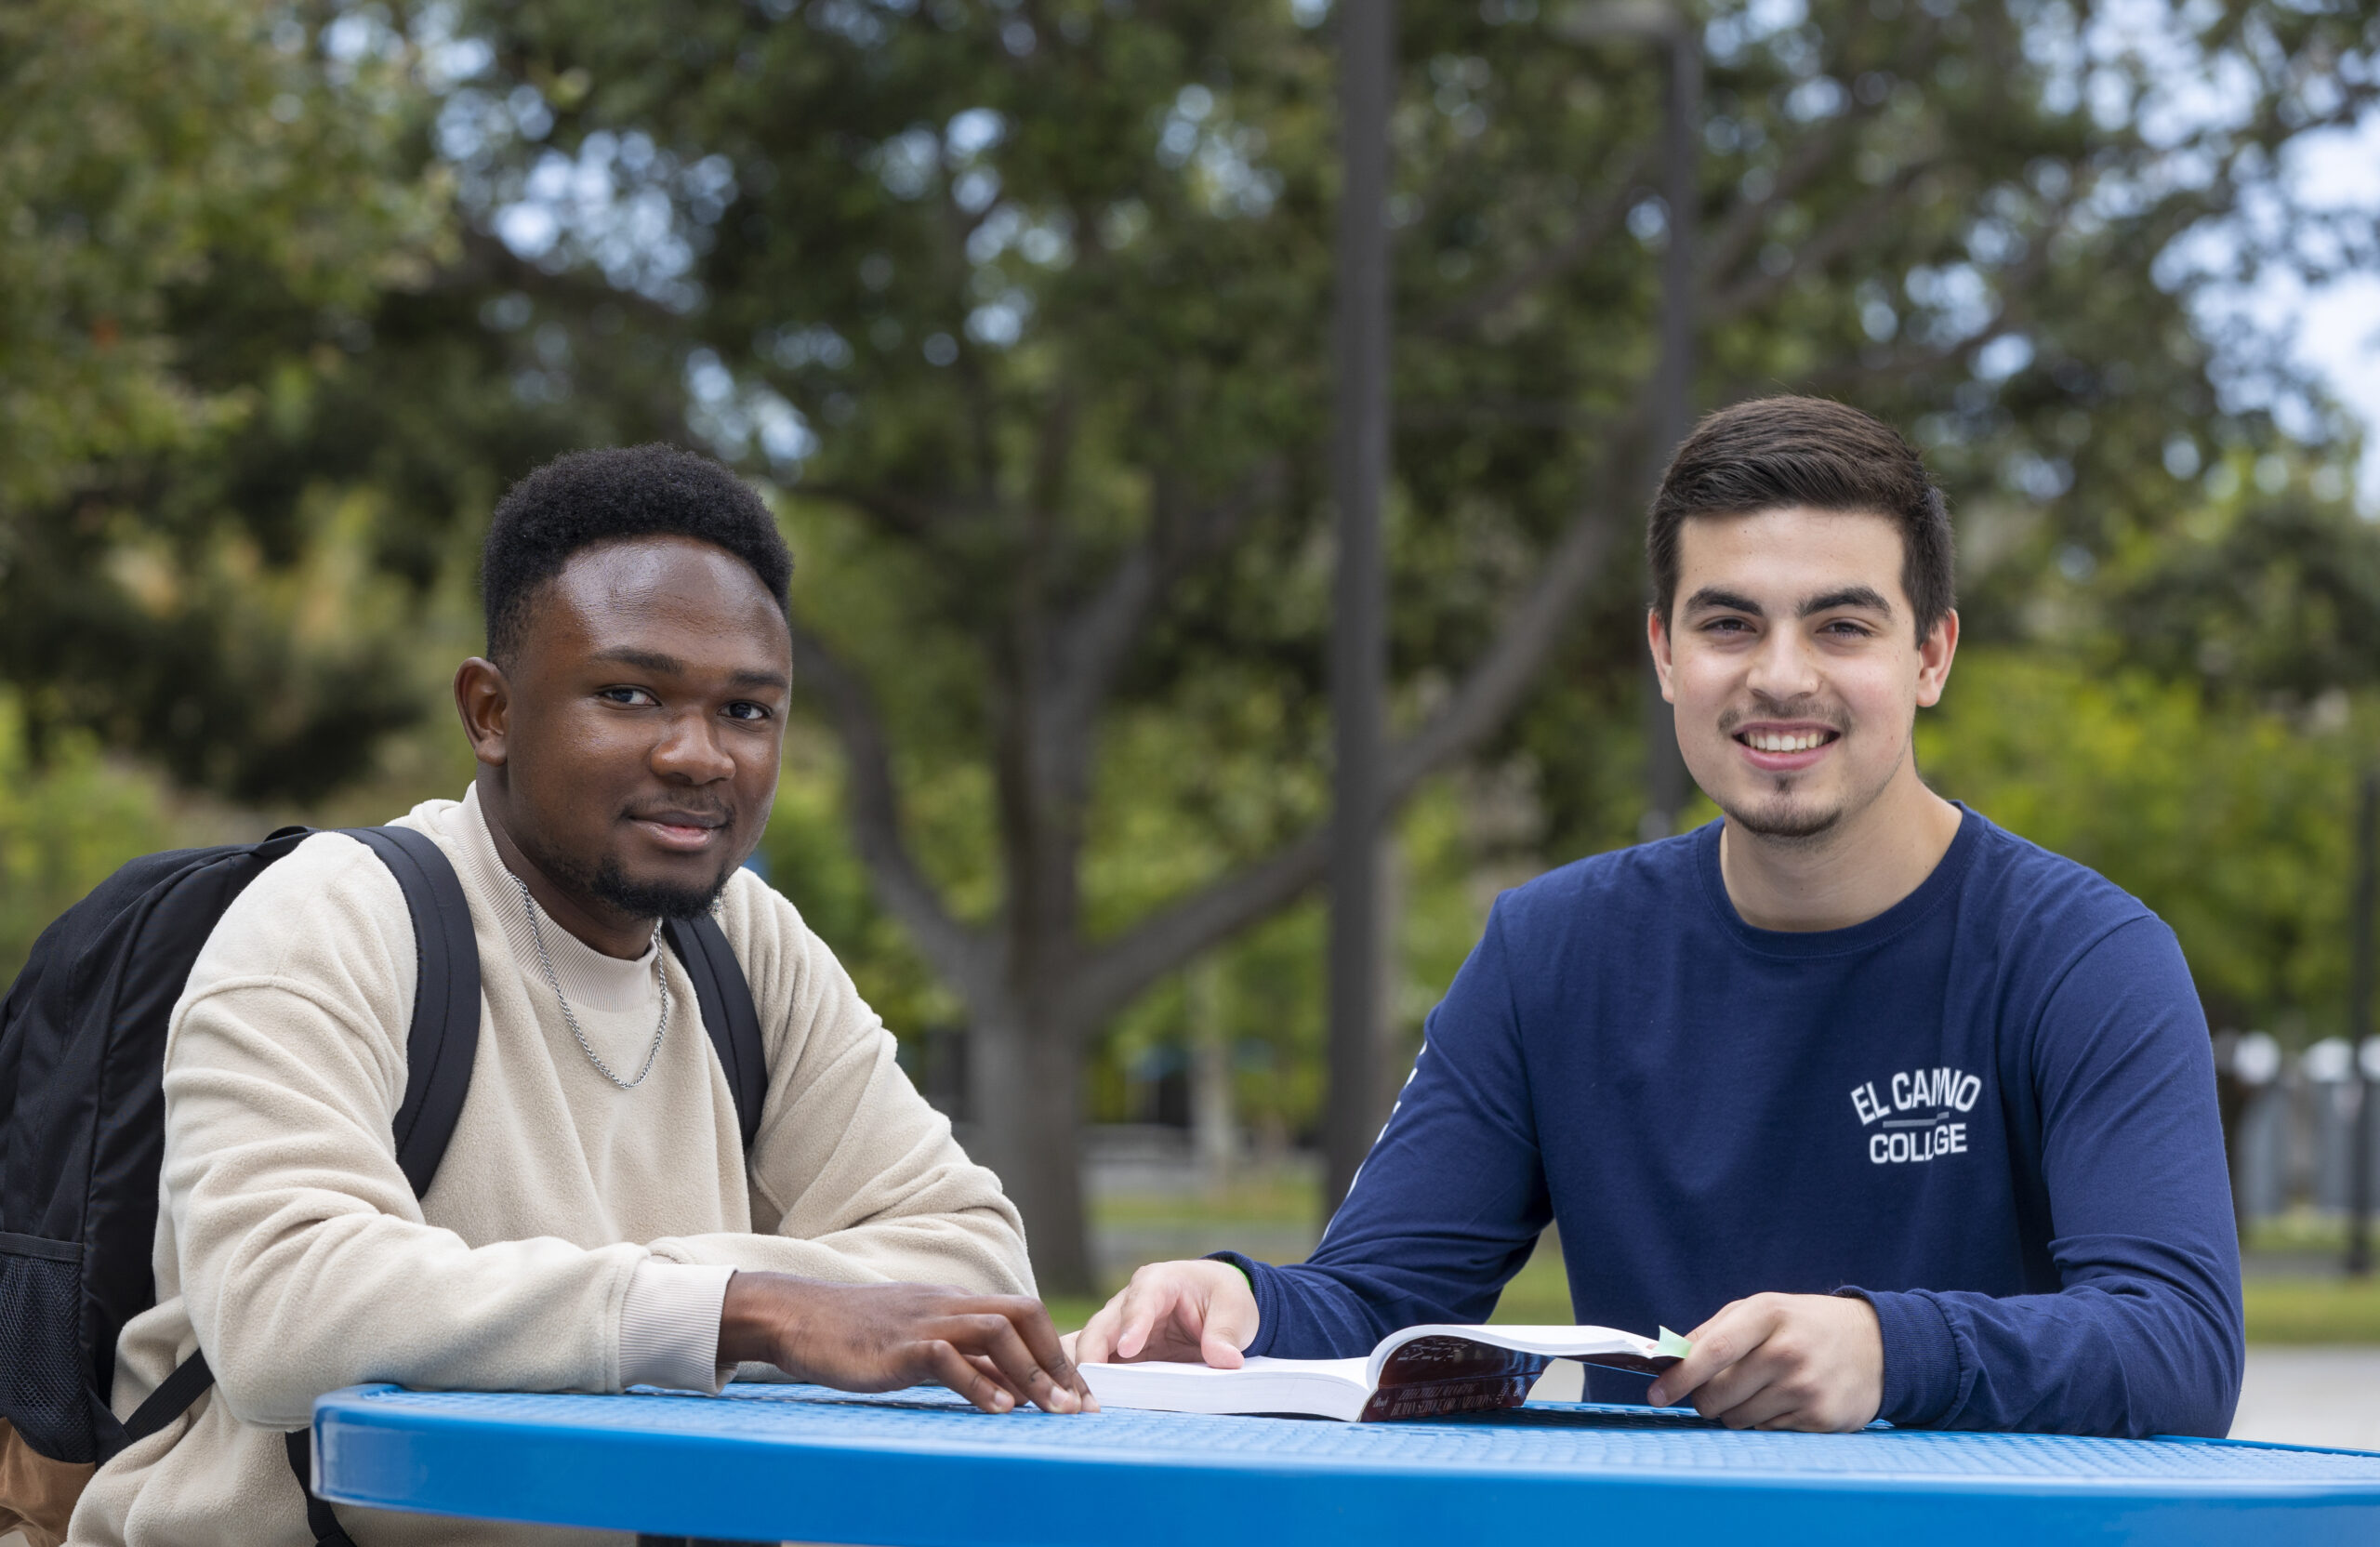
[0,1236,91,1463]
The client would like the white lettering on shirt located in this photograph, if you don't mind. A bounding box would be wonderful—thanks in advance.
[1850,1065,1983,1163]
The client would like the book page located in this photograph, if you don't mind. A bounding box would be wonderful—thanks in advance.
[1102,1355,1373,1385]
[1079,1355,1378,1420]
[1364,1324,1684,1386]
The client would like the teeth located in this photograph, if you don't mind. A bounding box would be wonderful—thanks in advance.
[1747,731,1828,752]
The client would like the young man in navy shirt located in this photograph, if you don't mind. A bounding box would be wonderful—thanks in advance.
[1071,397,2242,1437]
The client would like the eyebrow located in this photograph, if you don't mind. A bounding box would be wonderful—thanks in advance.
[1800,586,1895,618]
[1682,586,1765,615]
[1681,585,1896,619]
[589,646,790,692]
[591,646,684,674]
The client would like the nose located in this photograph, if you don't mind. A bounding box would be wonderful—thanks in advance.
[1745,625,1820,703]
[652,708,736,785]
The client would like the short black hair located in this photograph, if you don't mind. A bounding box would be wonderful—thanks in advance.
[1648,396,1954,641]
[482,443,793,663]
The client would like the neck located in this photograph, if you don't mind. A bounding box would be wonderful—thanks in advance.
[1717,769,1964,932]
[475,772,658,959]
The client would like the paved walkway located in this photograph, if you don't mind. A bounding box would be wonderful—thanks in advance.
[2231,1346,2380,1449]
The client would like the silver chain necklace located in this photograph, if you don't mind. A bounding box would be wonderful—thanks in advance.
[513,874,668,1091]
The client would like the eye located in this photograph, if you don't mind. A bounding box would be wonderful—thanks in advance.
[1701,616,1754,635]
[724,700,774,723]
[1819,618,1874,639]
[598,686,658,707]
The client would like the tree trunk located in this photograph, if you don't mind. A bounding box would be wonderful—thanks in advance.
[1324,0,1395,1222]
[968,1004,1095,1296]
[1640,17,1699,842]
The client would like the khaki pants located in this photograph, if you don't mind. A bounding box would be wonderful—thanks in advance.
[0,1418,90,1547]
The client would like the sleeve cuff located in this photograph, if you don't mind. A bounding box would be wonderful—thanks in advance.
[620,1260,735,1395]
[1203,1250,1281,1358]
[1839,1286,1961,1428]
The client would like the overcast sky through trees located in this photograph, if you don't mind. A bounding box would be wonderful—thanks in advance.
[2250,110,2380,508]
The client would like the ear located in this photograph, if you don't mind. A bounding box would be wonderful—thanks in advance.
[454,657,513,767]
[1647,608,1677,704]
[1914,609,1959,708]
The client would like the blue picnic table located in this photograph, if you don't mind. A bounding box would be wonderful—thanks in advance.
[310,1381,2380,1546]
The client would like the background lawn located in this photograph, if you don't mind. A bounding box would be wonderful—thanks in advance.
[1056,1185,2380,1343]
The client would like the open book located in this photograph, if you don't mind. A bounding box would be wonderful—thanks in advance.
[1081,1323,1692,1423]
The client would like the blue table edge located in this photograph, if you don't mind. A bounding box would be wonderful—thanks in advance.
[311,1382,2380,1473]
[307,1385,2380,1546]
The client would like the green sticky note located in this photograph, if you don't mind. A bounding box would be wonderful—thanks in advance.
[1655,1327,1693,1359]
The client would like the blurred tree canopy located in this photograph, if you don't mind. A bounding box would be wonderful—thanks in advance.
[1927,451,2380,1041]
[441,0,2378,1283]
[1925,652,2369,1040]
[3,0,437,799]
[5,0,2380,1284]
[0,0,678,802]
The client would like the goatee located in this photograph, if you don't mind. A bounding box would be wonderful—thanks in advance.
[1722,785,1844,843]
[551,849,737,922]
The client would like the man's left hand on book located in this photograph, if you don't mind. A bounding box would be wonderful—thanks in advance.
[1645,1291,1883,1432]
[1065,1259,1260,1368]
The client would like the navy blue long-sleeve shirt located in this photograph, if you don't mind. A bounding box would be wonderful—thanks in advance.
[1231,809,2243,1436]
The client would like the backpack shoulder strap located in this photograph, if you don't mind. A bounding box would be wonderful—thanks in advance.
[344,827,481,1198]
[123,827,477,1545]
[662,914,765,1151]
[120,1348,215,1445]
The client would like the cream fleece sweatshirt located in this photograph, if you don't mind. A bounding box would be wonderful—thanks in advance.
[69,787,1032,1547]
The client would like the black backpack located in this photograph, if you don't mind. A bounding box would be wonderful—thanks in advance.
[0,824,764,1541]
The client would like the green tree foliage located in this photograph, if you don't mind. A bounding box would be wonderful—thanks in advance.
[1923,651,2370,1039]
[8,0,2376,1283]
[2097,458,2380,701]
[0,695,175,985]
[1921,452,2380,1042]
[1,0,436,798]
[0,0,675,804]
[759,726,965,1042]
[427,0,2378,1284]
[0,0,443,512]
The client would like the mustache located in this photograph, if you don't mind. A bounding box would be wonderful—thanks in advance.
[1716,702,1846,736]
[622,801,735,826]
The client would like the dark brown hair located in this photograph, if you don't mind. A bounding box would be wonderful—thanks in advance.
[1647,396,1954,641]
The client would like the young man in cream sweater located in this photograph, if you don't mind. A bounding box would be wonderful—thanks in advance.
[73,445,1092,1547]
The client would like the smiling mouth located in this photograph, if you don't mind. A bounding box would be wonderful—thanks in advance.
[1741,728,1828,751]
[628,811,730,846]
[1736,728,1840,753]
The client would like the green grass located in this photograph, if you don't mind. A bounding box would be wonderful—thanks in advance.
[1496,1262,2380,1343]
[1486,1243,1575,1324]
[2243,1210,2362,1256]
[1064,1271,2380,1343]
[1058,1193,2380,1344]
[1046,1296,1105,1334]
[1089,1176,1321,1228]
[1051,1245,1577,1336]
[1052,1186,1580,1335]
[2243,1276,2380,1343]
[1049,1182,1313,1331]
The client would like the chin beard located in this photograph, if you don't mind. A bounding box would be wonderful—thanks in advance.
[544,847,737,922]
[590,856,735,921]
[1720,785,1845,842]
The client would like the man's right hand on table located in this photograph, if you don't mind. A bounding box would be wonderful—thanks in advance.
[1066,1259,1261,1368]
[720,1272,1096,1415]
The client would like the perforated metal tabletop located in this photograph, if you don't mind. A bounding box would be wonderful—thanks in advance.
[311,1382,2380,1545]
